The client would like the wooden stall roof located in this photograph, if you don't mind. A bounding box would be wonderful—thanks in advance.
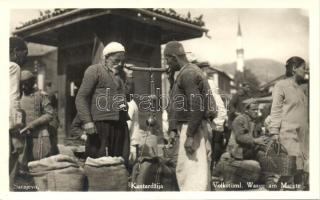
[13,8,209,46]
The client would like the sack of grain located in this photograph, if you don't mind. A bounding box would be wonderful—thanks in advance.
[28,154,85,191]
[215,155,261,187]
[131,156,179,191]
[84,156,129,191]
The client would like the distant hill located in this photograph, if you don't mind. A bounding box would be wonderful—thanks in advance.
[216,58,285,85]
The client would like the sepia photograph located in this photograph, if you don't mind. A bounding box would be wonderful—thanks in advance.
[1,0,319,199]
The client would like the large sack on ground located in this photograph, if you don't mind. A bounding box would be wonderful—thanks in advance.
[84,156,128,191]
[214,153,261,187]
[131,156,179,191]
[28,154,85,191]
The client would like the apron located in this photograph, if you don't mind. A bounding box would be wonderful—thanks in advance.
[175,120,212,191]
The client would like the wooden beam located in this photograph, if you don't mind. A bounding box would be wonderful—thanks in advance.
[59,37,94,50]
[132,39,158,48]
[15,9,112,39]
[106,9,204,44]
[134,9,208,33]
[23,37,59,47]
[15,9,205,46]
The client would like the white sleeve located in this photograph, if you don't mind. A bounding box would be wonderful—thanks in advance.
[213,93,227,128]
[127,100,135,119]
[10,63,21,102]
[208,80,227,128]
[127,100,135,130]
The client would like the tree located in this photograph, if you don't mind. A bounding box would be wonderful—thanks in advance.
[234,68,261,95]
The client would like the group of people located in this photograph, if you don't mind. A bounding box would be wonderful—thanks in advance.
[163,42,309,191]
[214,56,309,191]
[9,37,59,190]
[9,36,309,191]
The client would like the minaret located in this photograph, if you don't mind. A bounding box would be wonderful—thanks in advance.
[236,21,244,72]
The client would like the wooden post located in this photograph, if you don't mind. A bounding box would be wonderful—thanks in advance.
[57,48,68,140]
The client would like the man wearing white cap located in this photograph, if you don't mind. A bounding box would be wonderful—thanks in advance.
[76,41,130,164]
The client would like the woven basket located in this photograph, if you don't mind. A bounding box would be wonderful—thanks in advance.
[259,141,297,176]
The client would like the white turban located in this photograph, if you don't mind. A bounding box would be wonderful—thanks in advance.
[103,42,125,56]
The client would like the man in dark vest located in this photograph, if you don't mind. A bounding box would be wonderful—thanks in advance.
[164,41,216,191]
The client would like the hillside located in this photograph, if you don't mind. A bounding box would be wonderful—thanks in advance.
[216,58,285,85]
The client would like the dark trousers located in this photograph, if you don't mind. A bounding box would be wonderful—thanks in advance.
[85,120,130,165]
[212,131,225,164]
[9,131,28,190]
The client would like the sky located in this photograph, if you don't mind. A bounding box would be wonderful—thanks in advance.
[177,8,309,64]
[10,8,309,65]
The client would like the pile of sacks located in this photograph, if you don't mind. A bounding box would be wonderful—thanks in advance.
[28,154,129,191]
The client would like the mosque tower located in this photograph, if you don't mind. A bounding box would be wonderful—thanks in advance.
[236,21,244,72]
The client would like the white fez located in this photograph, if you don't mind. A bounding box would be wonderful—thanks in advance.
[103,42,125,56]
